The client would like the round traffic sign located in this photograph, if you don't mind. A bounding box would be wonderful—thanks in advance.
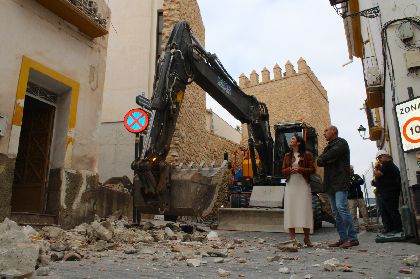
[124,108,149,133]
[402,117,420,144]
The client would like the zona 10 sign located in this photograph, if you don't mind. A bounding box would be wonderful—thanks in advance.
[396,97,420,152]
[124,108,149,133]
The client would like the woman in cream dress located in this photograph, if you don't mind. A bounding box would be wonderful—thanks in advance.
[282,134,315,247]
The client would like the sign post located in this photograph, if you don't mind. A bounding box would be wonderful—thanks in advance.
[396,97,420,152]
[123,108,150,224]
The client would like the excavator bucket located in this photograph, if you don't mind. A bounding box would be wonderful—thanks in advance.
[218,185,287,233]
[218,208,286,232]
[133,161,227,217]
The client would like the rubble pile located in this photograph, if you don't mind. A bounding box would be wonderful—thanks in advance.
[1,215,248,277]
[0,218,49,278]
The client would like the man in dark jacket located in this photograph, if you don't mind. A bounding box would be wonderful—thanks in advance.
[348,166,370,231]
[317,125,358,249]
[374,150,402,233]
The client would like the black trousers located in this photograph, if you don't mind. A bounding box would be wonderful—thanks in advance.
[378,191,402,232]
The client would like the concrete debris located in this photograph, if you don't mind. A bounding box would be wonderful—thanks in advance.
[41,226,65,239]
[36,266,50,276]
[217,268,231,277]
[275,240,300,252]
[95,240,108,252]
[207,250,228,258]
[323,258,353,272]
[139,248,156,255]
[50,251,64,262]
[267,255,282,262]
[0,218,43,278]
[91,221,113,241]
[234,238,244,244]
[213,257,225,263]
[311,264,321,267]
[207,231,219,241]
[50,242,68,252]
[402,255,419,267]
[304,274,313,279]
[278,267,291,274]
[323,258,340,271]
[186,259,205,267]
[142,221,155,231]
[165,227,177,240]
[123,246,138,254]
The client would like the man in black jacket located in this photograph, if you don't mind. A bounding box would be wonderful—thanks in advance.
[348,166,370,232]
[317,125,358,249]
[373,150,402,233]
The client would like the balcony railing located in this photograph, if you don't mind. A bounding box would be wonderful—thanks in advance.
[36,0,108,38]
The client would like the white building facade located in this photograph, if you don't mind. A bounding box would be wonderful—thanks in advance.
[330,0,420,236]
[0,0,110,228]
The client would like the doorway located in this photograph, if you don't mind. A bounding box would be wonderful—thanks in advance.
[11,91,56,213]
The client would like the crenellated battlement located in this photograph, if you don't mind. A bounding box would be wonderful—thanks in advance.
[239,57,331,150]
[238,58,327,100]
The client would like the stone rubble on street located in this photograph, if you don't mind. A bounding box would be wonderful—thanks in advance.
[0,217,419,279]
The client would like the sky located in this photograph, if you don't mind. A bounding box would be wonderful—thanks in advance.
[196,0,378,192]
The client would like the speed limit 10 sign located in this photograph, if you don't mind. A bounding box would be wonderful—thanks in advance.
[396,97,420,152]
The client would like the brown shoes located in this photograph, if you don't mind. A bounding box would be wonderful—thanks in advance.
[328,240,344,247]
[328,239,359,249]
[304,238,313,247]
[339,239,360,249]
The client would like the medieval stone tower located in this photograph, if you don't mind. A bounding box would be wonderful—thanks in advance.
[239,58,331,150]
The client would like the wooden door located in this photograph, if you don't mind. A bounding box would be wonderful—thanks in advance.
[12,96,55,213]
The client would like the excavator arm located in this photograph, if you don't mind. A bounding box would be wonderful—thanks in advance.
[132,21,273,217]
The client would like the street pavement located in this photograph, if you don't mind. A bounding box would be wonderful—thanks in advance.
[38,222,419,279]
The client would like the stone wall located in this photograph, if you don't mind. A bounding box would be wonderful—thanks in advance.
[0,155,14,221]
[162,0,239,165]
[240,58,331,151]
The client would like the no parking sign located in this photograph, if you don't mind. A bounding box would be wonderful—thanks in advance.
[124,108,149,134]
[396,97,420,152]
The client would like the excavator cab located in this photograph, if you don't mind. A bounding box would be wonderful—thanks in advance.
[223,122,327,231]
[273,122,318,177]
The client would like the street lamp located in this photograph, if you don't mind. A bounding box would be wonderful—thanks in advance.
[357,125,369,140]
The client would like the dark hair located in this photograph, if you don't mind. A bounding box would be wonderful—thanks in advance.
[292,133,306,156]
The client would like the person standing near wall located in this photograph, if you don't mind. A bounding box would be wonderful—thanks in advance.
[317,125,359,249]
[373,150,403,234]
[348,165,371,232]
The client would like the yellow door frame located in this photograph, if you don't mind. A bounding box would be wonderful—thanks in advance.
[9,56,79,168]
